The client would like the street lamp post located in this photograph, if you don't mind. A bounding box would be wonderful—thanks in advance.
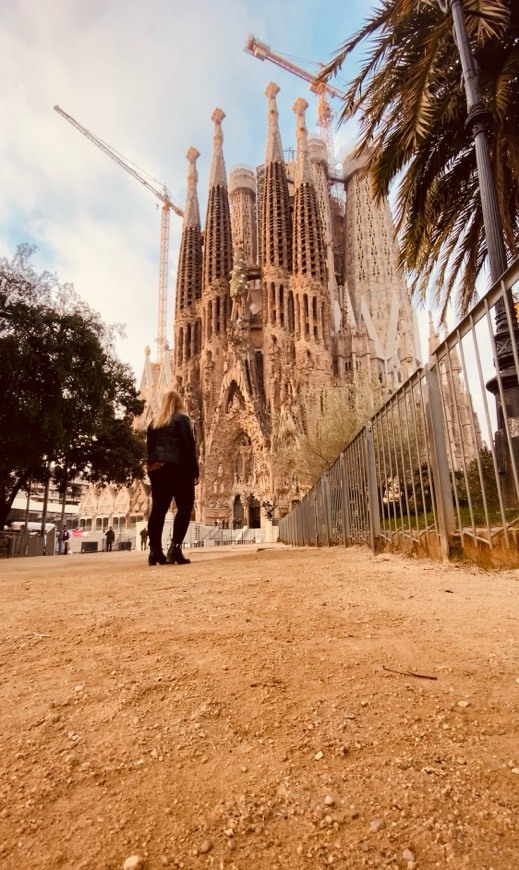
[437,0,519,504]
[437,0,508,282]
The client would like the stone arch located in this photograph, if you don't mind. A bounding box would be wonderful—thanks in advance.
[225,381,245,414]
[248,497,261,528]
[233,495,244,528]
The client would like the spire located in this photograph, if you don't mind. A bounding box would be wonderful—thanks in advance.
[209,108,227,189]
[265,82,284,164]
[293,97,313,186]
[292,98,326,282]
[261,83,292,269]
[175,148,203,312]
[203,109,232,287]
[183,147,201,229]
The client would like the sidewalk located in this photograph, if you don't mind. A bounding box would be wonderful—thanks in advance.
[1,544,517,868]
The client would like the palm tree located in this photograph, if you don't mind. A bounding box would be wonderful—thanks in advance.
[321,0,519,321]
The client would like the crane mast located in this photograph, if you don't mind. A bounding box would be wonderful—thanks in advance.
[244,34,345,164]
[54,105,183,361]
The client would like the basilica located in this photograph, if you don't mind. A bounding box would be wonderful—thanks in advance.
[81,81,423,532]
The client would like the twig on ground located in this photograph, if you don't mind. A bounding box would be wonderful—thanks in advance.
[382,665,438,680]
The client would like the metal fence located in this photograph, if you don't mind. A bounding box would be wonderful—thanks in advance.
[279,257,519,567]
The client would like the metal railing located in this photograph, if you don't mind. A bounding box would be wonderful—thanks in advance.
[280,257,519,567]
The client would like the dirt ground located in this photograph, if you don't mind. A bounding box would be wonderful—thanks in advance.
[0,544,518,870]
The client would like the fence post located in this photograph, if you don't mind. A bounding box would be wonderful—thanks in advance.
[322,473,331,547]
[365,423,380,552]
[340,453,351,547]
[424,363,455,558]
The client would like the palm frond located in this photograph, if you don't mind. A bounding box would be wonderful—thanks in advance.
[321,0,519,318]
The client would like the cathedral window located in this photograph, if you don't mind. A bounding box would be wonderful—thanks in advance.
[178,327,184,365]
[195,319,202,355]
[207,301,213,340]
[270,283,276,326]
[312,296,318,338]
[288,290,295,334]
[216,296,221,334]
[186,323,192,361]
[303,294,309,339]
[279,285,284,327]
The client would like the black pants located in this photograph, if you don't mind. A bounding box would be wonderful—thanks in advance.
[148,463,195,553]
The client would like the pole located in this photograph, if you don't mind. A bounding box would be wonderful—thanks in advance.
[24,477,31,529]
[40,462,51,551]
[444,0,508,283]
[438,0,518,503]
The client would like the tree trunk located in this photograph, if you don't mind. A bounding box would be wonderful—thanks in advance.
[59,470,69,554]
[0,473,28,530]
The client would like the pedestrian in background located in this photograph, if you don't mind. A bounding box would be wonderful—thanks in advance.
[140,526,148,551]
[146,390,199,566]
[61,527,70,555]
[105,526,115,552]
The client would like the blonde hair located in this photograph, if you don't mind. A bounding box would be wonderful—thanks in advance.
[152,390,186,429]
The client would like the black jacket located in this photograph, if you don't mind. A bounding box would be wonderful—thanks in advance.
[147,412,199,478]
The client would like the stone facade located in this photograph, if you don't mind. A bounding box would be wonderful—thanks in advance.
[168,82,421,528]
[79,81,422,531]
[78,480,150,532]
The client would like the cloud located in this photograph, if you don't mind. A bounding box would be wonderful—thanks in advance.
[1,0,371,378]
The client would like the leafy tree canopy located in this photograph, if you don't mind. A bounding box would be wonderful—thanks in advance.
[322,0,519,321]
[0,245,146,527]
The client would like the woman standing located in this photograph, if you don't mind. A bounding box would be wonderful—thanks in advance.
[146,390,199,566]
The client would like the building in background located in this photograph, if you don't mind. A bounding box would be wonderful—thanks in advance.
[80,81,423,532]
[167,81,421,529]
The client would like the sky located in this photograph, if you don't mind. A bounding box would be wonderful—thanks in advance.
[1,0,375,381]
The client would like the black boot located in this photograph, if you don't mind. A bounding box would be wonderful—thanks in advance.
[166,543,190,564]
[148,549,167,566]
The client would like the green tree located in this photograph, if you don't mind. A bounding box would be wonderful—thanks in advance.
[322,0,519,321]
[0,246,146,528]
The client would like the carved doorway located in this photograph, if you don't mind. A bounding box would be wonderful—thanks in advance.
[233,495,244,528]
[249,498,261,529]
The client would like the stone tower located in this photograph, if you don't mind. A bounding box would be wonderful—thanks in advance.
[144,82,423,529]
[343,150,421,388]
[173,147,203,434]
[428,314,482,470]
[291,97,332,388]
[229,166,257,266]
[200,109,233,429]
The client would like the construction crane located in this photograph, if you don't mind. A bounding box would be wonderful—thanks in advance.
[244,34,346,164]
[54,105,183,360]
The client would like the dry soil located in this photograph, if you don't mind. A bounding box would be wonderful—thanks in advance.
[0,544,518,870]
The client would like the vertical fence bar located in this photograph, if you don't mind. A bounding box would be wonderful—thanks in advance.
[365,423,380,552]
[341,452,351,546]
[424,363,455,558]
